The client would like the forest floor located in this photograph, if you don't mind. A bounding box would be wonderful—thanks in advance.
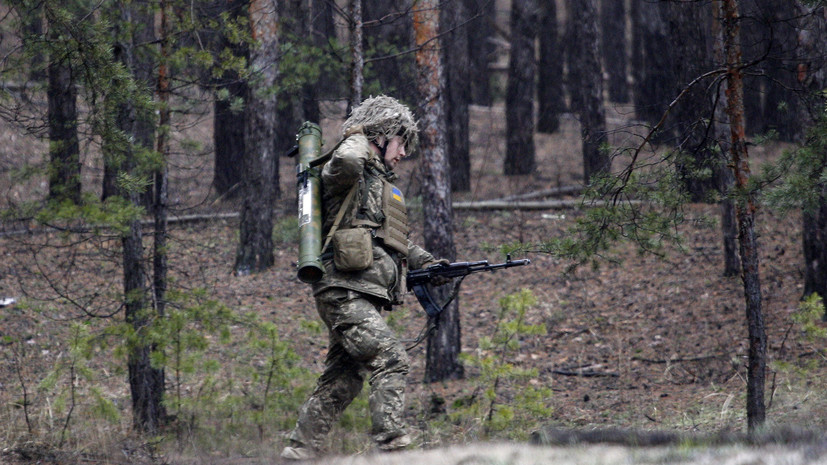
[1,103,826,464]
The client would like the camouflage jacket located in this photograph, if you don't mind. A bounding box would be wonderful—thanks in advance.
[311,133,437,304]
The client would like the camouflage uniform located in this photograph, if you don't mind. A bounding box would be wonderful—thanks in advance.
[287,122,437,451]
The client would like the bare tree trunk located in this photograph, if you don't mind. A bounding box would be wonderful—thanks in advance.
[722,0,766,432]
[415,0,462,382]
[504,0,537,176]
[235,0,279,275]
[537,0,563,133]
[442,0,471,192]
[567,0,608,182]
[600,0,628,104]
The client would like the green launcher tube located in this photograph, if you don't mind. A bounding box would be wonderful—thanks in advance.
[295,122,325,283]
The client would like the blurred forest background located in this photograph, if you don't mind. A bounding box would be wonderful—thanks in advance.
[1,0,827,463]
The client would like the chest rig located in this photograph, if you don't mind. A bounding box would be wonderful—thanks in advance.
[350,158,409,257]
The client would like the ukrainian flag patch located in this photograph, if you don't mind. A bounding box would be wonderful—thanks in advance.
[392,187,403,203]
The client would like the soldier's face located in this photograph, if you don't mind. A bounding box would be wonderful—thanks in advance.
[384,136,406,169]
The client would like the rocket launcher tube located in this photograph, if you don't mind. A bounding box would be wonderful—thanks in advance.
[295,122,325,283]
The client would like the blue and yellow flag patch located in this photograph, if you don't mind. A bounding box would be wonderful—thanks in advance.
[392,187,403,203]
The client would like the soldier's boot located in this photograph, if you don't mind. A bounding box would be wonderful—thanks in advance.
[280,442,317,461]
[376,433,413,452]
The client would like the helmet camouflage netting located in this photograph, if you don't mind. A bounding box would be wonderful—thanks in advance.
[342,95,419,155]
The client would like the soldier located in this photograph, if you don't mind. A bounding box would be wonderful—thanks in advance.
[281,95,447,460]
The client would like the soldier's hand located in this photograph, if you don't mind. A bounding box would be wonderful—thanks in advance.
[424,259,451,286]
[430,275,451,286]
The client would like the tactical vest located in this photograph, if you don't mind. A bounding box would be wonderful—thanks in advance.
[351,159,409,257]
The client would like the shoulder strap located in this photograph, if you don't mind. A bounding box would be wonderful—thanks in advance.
[321,183,359,253]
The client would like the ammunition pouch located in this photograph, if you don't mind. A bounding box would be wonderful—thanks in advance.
[332,228,374,271]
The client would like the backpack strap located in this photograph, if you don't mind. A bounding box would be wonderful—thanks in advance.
[320,183,359,254]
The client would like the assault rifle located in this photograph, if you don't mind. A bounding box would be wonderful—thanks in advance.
[407,255,531,317]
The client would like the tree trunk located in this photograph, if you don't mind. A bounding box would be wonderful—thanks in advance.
[212,0,247,198]
[235,0,279,275]
[111,0,166,432]
[19,4,46,82]
[46,11,81,204]
[123,220,165,434]
[761,0,803,143]
[302,0,321,123]
[567,0,608,182]
[668,1,718,202]
[803,193,827,319]
[739,1,765,136]
[537,0,563,133]
[275,0,303,158]
[154,0,171,325]
[722,0,766,432]
[364,0,416,105]
[415,0,462,382]
[349,0,364,110]
[442,0,471,192]
[631,0,673,141]
[310,0,338,102]
[797,4,827,320]
[711,1,741,278]
[464,0,495,106]
[504,0,537,176]
[600,0,628,104]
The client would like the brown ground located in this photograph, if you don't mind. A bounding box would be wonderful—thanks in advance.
[1,102,825,464]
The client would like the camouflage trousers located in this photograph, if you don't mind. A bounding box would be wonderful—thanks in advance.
[287,288,410,450]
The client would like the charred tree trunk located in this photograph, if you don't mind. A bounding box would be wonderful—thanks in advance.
[722,0,766,432]
[537,0,563,133]
[567,0,608,182]
[442,0,471,191]
[600,0,628,104]
[235,0,280,275]
[415,0,462,382]
[504,0,537,176]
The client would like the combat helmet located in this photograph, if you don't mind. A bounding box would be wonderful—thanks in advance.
[342,95,419,156]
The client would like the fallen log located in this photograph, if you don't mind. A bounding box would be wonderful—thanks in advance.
[452,199,643,211]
